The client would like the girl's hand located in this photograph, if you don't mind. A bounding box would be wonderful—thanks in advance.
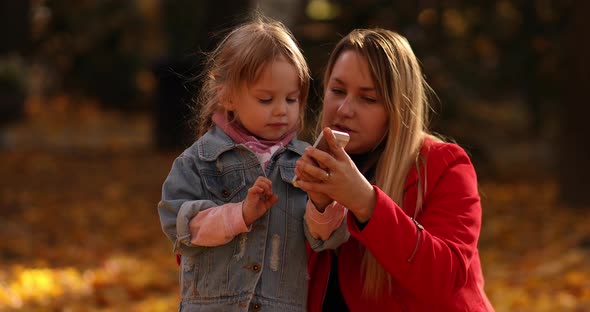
[242,176,278,226]
[295,128,376,222]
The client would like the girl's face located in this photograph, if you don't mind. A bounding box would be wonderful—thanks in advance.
[322,50,388,154]
[225,57,301,140]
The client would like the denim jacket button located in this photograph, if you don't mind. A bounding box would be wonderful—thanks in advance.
[252,264,260,272]
[221,189,230,197]
[252,303,261,311]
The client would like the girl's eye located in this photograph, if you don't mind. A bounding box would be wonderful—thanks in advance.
[259,98,273,104]
[286,98,297,103]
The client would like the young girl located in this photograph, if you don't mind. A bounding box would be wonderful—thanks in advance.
[295,29,494,311]
[158,16,311,311]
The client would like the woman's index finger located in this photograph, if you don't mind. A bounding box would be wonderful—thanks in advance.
[324,128,349,160]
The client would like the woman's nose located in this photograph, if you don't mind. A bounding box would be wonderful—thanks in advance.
[336,96,354,117]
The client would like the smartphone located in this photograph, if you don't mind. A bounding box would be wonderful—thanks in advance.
[292,130,350,186]
[312,130,350,154]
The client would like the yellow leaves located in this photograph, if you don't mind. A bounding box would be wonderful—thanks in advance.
[0,257,179,311]
[4,96,152,151]
[90,255,179,309]
[565,270,587,288]
[0,267,88,310]
[1,102,588,311]
[480,182,590,311]
[0,118,180,311]
[130,294,180,312]
[14,269,62,298]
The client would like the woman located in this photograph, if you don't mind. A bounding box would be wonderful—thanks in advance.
[294,28,495,311]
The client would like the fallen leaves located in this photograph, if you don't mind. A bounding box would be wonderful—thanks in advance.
[0,104,589,310]
[0,258,179,311]
[0,148,180,311]
[479,182,590,311]
[1,266,89,309]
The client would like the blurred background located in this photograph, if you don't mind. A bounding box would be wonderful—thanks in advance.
[0,0,589,311]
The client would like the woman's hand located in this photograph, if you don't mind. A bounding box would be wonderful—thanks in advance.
[242,176,278,226]
[294,149,333,211]
[295,128,376,222]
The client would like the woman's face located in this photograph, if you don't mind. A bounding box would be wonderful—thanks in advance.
[322,50,388,154]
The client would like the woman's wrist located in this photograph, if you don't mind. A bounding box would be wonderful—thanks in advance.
[352,185,376,223]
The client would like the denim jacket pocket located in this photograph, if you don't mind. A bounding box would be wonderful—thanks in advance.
[279,164,297,185]
[201,168,246,202]
[180,255,199,299]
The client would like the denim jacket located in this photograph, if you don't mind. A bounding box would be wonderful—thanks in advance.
[158,126,310,312]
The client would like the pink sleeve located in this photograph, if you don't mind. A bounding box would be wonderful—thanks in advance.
[189,202,250,246]
[305,200,347,240]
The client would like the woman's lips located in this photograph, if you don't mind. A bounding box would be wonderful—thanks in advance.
[332,125,352,133]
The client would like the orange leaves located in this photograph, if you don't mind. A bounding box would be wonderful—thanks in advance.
[479,182,590,311]
[0,124,180,310]
[0,257,179,311]
[0,267,88,310]
[1,103,589,310]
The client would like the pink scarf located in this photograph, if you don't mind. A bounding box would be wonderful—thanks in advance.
[212,111,296,168]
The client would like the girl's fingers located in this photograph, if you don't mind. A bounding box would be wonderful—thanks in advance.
[268,194,279,206]
[248,185,263,196]
[252,177,276,200]
[254,176,273,191]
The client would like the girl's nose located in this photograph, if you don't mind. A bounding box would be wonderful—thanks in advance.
[273,101,288,115]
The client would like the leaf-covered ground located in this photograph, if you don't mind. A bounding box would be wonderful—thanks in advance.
[1,101,589,311]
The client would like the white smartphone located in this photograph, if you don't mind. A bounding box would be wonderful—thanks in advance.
[292,130,350,186]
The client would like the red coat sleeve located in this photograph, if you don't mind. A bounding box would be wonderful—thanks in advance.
[347,142,481,302]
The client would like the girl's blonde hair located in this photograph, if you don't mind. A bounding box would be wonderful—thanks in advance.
[194,14,310,138]
[322,28,439,297]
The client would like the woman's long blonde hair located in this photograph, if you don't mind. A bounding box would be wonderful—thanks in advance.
[322,29,438,297]
[194,14,310,138]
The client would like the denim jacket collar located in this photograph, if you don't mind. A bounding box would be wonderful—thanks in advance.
[194,126,307,161]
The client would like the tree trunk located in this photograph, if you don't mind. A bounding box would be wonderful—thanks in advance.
[558,0,590,208]
[0,0,29,127]
[153,0,250,150]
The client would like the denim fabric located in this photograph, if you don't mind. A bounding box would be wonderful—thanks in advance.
[158,126,309,311]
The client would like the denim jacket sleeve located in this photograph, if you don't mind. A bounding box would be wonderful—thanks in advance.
[158,155,217,257]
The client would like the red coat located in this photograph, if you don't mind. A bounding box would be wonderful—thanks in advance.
[307,139,495,311]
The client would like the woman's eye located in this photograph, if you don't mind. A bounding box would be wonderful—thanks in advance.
[330,88,345,95]
[362,96,377,103]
